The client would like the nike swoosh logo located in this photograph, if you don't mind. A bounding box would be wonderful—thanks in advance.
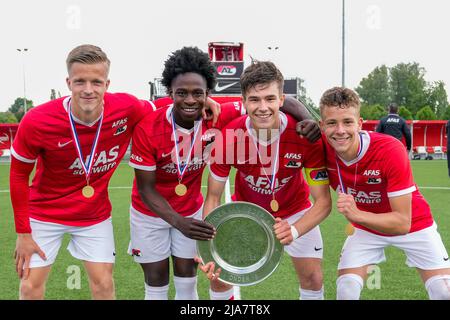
[214,82,238,92]
[162,152,172,158]
[444,257,449,261]
[58,140,72,148]
[314,247,323,251]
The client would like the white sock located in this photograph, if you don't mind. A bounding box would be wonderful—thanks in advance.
[209,288,234,300]
[299,286,324,300]
[425,275,450,300]
[173,276,198,300]
[336,274,364,300]
[144,283,169,300]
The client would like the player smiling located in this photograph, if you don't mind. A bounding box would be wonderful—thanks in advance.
[320,86,450,300]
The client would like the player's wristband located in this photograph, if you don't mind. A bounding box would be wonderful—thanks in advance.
[290,225,300,240]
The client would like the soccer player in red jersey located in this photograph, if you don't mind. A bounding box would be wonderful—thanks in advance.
[10,45,157,300]
[128,48,321,300]
[320,87,450,300]
[9,44,224,301]
[199,61,332,300]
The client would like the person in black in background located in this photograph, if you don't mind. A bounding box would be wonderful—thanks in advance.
[376,103,411,152]
[447,120,450,177]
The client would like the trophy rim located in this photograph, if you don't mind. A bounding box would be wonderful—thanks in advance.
[197,201,283,286]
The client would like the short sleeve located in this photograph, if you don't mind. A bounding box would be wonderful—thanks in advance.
[302,138,329,186]
[129,121,157,171]
[384,144,416,197]
[11,112,40,163]
[209,125,233,181]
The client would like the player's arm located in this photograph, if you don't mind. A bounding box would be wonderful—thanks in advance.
[203,173,227,218]
[197,172,228,283]
[202,97,221,127]
[134,169,215,240]
[10,157,47,279]
[281,96,321,142]
[274,183,331,245]
[336,192,411,235]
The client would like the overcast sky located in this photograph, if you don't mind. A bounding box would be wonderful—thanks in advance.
[1,0,449,112]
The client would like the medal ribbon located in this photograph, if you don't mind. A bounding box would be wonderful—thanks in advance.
[335,132,363,194]
[68,100,104,184]
[171,112,202,182]
[249,126,281,196]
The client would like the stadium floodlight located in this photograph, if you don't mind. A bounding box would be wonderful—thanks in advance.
[267,46,280,63]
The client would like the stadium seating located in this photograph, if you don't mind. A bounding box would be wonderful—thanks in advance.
[432,146,444,159]
[416,146,428,160]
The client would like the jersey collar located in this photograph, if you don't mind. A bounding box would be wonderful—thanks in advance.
[245,112,287,147]
[338,130,371,166]
[63,96,103,127]
[165,104,195,134]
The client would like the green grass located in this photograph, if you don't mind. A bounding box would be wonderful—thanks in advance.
[0,160,449,300]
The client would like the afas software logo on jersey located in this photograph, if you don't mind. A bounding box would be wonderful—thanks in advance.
[217,65,237,76]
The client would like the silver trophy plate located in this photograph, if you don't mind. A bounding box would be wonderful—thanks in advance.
[197,201,283,286]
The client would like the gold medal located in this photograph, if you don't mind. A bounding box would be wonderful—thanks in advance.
[345,223,355,236]
[270,199,279,212]
[175,183,187,196]
[82,185,95,198]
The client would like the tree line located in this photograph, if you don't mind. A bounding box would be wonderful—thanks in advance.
[356,62,450,120]
[2,63,450,123]
[0,89,60,123]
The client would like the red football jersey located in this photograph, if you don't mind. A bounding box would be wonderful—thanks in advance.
[324,131,434,235]
[11,93,150,228]
[210,113,329,218]
[129,102,244,217]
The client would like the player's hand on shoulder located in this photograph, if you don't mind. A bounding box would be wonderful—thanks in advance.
[14,234,47,279]
[296,119,321,143]
[176,217,216,240]
[203,97,221,127]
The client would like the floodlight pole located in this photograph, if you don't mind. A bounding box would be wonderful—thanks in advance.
[341,0,346,87]
[17,48,28,113]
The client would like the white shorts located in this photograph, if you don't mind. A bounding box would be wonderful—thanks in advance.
[128,206,202,263]
[29,217,116,268]
[338,222,450,270]
[283,206,323,259]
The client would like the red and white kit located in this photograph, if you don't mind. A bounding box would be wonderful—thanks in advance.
[10,93,150,265]
[324,130,433,235]
[325,131,449,270]
[210,112,328,218]
[128,102,244,262]
[210,112,329,258]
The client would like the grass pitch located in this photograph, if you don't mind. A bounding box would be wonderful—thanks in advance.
[0,160,449,300]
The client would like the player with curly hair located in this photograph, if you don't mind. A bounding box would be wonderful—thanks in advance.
[128,47,321,300]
